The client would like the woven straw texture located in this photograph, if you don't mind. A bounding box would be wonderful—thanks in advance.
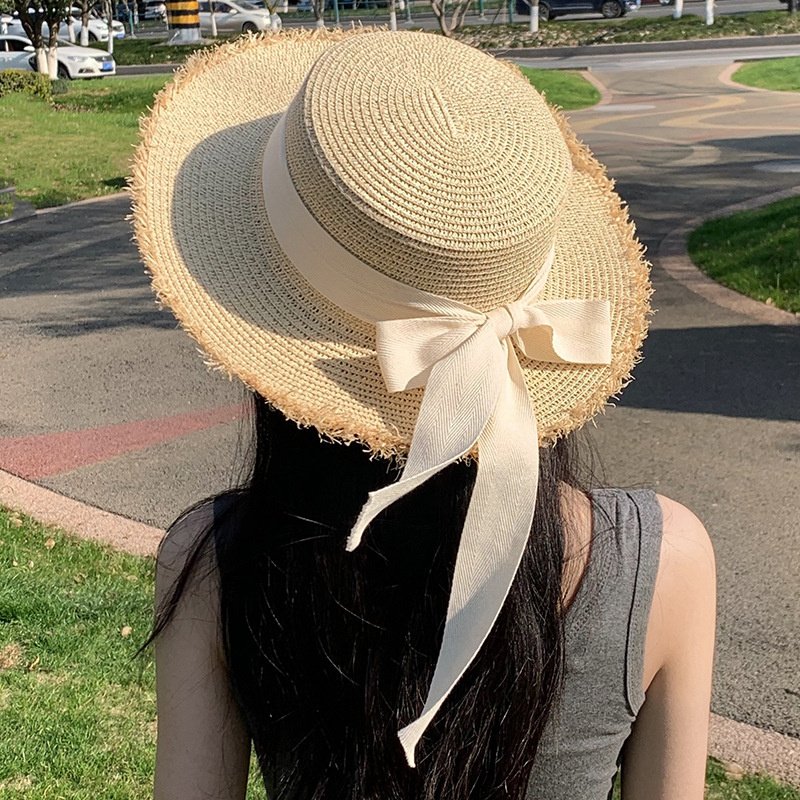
[131,29,651,458]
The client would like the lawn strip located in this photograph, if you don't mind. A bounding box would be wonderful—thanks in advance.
[0,76,170,208]
[688,197,800,315]
[733,56,800,93]
[519,66,600,109]
[0,506,157,799]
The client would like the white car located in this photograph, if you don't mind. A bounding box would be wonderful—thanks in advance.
[0,33,116,78]
[67,7,126,40]
[197,0,275,33]
[5,9,123,43]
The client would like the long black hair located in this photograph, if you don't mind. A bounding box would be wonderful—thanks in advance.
[149,391,588,799]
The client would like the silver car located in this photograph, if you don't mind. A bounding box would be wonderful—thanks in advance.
[197,0,276,33]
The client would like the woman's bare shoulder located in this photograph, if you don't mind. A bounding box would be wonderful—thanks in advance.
[655,495,715,583]
[645,494,716,682]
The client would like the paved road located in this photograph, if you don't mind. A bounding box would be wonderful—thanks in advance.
[1,48,799,739]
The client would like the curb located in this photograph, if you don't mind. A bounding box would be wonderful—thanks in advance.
[716,60,791,93]
[710,713,800,787]
[491,32,800,59]
[0,192,130,227]
[658,186,800,327]
[0,468,162,558]
[577,69,612,105]
[2,467,799,782]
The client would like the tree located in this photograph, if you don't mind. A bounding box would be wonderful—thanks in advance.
[788,0,797,14]
[388,0,397,29]
[311,0,324,27]
[13,0,69,77]
[101,0,114,52]
[704,0,713,24]
[73,0,94,46]
[527,0,539,32]
[672,0,682,18]
[259,0,283,30]
[430,0,473,35]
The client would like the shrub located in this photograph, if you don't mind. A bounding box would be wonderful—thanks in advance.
[0,69,52,102]
[51,78,71,96]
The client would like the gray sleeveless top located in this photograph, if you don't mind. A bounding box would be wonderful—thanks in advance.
[526,488,663,800]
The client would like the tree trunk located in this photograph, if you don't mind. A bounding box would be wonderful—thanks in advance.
[80,11,90,46]
[209,0,218,36]
[788,0,797,13]
[46,46,58,78]
[672,0,682,18]
[35,46,48,74]
[389,0,397,29]
[529,0,538,31]
[269,12,280,29]
[704,0,713,24]
[67,14,76,41]
[103,0,114,52]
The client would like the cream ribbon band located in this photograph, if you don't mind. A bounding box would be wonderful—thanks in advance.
[262,114,613,768]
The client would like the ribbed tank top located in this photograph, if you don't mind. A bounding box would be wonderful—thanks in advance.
[526,488,663,800]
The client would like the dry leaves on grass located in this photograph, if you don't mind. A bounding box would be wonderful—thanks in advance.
[44,537,56,550]
[0,643,23,670]
[121,626,133,638]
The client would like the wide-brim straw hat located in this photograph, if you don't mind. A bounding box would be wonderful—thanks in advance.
[131,28,650,459]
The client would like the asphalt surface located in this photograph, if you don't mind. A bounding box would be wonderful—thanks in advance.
[1,47,799,740]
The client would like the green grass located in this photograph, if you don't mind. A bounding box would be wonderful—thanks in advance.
[688,197,800,315]
[2,505,799,799]
[733,57,800,93]
[0,75,170,209]
[455,10,800,50]
[90,36,225,65]
[520,66,600,109]
[0,506,157,799]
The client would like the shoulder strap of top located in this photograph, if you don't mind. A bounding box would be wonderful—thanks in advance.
[570,489,663,714]
[621,490,663,713]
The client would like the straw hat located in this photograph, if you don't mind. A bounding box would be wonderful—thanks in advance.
[131,28,650,459]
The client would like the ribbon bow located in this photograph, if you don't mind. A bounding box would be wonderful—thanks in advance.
[261,115,613,769]
[347,249,612,767]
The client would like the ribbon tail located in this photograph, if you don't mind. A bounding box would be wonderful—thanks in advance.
[346,324,507,552]
[397,347,540,768]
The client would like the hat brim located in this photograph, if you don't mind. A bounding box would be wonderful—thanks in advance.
[131,30,651,457]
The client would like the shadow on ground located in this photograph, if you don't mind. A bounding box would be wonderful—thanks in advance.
[618,324,800,422]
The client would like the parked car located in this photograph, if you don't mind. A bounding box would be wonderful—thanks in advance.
[296,0,382,8]
[137,0,167,20]
[0,33,116,78]
[515,0,635,18]
[5,9,123,43]
[66,7,126,39]
[197,0,274,32]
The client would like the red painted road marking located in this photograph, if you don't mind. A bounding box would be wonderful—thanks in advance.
[0,404,243,480]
